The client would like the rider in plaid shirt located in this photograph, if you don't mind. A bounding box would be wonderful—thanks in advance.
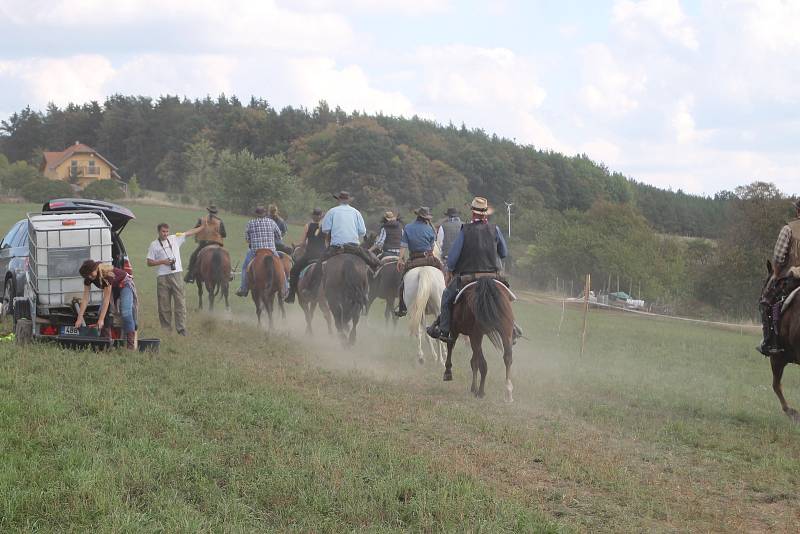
[236,205,282,297]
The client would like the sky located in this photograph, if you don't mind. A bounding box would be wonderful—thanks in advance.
[1,0,798,197]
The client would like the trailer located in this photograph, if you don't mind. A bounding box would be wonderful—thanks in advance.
[12,208,157,351]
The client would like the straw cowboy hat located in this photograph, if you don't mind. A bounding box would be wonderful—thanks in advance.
[332,190,353,202]
[254,205,267,217]
[470,196,494,215]
[383,210,397,222]
[414,206,433,220]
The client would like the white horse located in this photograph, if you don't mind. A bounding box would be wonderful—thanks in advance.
[403,265,447,365]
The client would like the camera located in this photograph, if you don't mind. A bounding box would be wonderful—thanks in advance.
[169,259,176,271]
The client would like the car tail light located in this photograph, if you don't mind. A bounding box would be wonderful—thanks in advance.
[48,201,65,208]
[40,325,58,336]
[123,257,133,276]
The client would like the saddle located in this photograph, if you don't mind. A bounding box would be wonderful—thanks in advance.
[454,277,517,304]
[403,253,443,273]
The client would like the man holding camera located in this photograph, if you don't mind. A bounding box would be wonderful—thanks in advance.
[146,221,206,335]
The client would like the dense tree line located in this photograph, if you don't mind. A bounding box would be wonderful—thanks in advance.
[3,95,796,319]
[1,94,729,236]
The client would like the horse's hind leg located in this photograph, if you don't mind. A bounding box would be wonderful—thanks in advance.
[278,295,286,320]
[502,334,514,403]
[469,334,487,398]
[208,283,215,311]
[771,356,800,422]
[223,283,230,311]
[197,281,203,310]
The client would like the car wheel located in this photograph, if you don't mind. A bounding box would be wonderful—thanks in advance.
[1,278,13,325]
[15,317,32,345]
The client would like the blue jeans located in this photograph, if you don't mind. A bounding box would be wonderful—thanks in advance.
[118,285,136,334]
[239,249,255,291]
[439,279,459,334]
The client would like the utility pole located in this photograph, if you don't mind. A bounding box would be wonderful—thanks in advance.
[504,201,513,238]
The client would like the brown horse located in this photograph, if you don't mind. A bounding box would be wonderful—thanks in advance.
[297,261,333,334]
[247,249,286,329]
[322,253,370,346]
[443,277,516,402]
[277,251,293,319]
[762,261,800,422]
[195,245,231,311]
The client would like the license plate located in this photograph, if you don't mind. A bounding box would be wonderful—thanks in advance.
[61,326,80,335]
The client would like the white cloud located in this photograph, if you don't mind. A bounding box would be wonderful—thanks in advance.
[579,43,646,117]
[284,57,414,115]
[0,55,116,107]
[410,44,559,148]
[279,0,451,15]
[612,0,698,50]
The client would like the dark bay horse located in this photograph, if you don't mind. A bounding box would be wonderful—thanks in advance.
[322,253,369,346]
[762,261,800,422]
[367,258,402,326]
[443,277,516,402]
[195,245,231,311]
[247,249,286,329]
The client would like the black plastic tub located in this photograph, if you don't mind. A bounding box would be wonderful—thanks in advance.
[137,338,160,352]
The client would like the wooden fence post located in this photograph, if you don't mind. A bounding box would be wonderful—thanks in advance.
[580,273,591,357]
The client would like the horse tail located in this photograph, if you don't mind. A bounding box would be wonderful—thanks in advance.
[344,257,368,310]
[262,252,275,294]
[407,269,431,337]
[210,247,223,296]
[472,277,511,350]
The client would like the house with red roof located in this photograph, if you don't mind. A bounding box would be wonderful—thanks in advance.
[39,141,124,189]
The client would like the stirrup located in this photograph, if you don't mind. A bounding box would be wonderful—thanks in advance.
[235,288,248,297]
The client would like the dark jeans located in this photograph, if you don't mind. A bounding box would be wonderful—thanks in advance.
[438,278,460,334]
[321,244,380,269]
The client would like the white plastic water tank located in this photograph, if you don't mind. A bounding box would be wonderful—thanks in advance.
[28,212,112,306]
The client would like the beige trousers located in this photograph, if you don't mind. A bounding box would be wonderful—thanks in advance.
[156,272,187,334]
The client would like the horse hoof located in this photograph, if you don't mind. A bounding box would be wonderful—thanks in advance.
[504,392,514,404]
[786,408,800,423]
[417,357,425,365]
[443,371,452,381]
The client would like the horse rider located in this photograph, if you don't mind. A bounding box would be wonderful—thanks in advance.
[268,204,294,255]
[437,207,463,261]
[394,206,443,317]
[318,191,381,269]
[426,196,522,343]
[184,204,227,284]
[235,205,282,297]
[285,207,327,303]
[758,198,800,355]
[371,210,404,259]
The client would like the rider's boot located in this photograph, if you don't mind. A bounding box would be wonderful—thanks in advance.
[285,286,296,303]
[235,287,248,297]
[183,268,194,284]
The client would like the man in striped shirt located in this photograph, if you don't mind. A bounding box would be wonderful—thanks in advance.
[758,199,800,355]
[235,205,282,297]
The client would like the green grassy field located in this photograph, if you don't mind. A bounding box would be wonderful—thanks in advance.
[1,201,799,532]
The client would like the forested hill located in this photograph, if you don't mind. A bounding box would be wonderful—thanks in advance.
[1,95,728,237]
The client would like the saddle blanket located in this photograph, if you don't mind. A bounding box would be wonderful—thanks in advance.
[454,279,517,304]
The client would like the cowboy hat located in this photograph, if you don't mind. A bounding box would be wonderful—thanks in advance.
[254,205,267,217]
[444,207,459,217]
[206,204,218,214]
[332,190,353,202]
[383,210,397,221]
[470,196,494,215]
[414,206,433,220]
